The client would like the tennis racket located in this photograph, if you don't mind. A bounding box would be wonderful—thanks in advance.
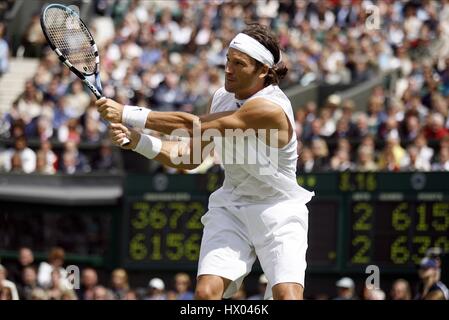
[40,3,130,146]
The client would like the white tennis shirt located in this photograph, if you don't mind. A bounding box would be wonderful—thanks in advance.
[208,85,314,207]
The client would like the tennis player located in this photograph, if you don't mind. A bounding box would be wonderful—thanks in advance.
[97,23,314,300]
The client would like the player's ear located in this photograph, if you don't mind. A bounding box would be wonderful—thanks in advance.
[258,64,269,80]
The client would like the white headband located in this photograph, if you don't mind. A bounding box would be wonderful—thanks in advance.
[229,33,275,67]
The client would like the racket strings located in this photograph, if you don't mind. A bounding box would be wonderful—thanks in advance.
[43,7,97,74]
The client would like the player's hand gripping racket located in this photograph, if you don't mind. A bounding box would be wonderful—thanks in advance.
[40,4,130,146]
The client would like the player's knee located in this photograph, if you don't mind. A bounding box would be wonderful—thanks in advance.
[195,284,222,300]
[273,284,303,300]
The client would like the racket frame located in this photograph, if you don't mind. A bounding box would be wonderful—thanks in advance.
[40,4,131,146]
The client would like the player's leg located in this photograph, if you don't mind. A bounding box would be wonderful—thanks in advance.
[196,206,256,300]
[195,275,232,300]
[272,282,304,300]
[245,200,309,300]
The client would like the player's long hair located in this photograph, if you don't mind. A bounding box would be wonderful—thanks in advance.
[242,23,288,86]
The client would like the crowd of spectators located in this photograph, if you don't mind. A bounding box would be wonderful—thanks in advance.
[296,93,449,173]
[1,246,447,300]
[292,0,449,173]
[0,247,197,300]
[1,0,449,174]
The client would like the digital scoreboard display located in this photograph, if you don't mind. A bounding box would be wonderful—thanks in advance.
[123,196,206,269]
[340,172,449,271]
[122,195,340,270]
[348,201,449,268]
[120,172,449,273]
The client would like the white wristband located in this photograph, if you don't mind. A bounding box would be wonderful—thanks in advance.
[133,134,162,159]
[122,105,151,129]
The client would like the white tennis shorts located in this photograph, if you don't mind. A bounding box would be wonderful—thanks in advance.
[197,199,309,299]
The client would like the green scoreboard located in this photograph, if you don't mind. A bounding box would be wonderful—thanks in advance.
[121,172,449,273]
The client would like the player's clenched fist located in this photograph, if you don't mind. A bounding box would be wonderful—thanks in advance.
[96,97,124,123]
[108,123,140,150]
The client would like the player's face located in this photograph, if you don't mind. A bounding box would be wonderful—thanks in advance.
[225,48,267,99]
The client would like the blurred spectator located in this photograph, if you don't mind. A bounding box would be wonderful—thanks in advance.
[173,272,194,300]
[110,268,129,300]
[355,145,378,172]
[30,287,48,300]
[18,266,40,300]
[331,118,354,140]
[432,147,449,171]
[414,134,434,164]
[247,273,268,300]
[46,269,74,300]
[11,80,43,126]
[31,287,48,300]
[1,136,36,173]
[0,285,13,300]
[334,277,356,300]
[367,96,387,136]
[82,117,104,143]
[0,264,19,300]
[297,146,316,173]
[318,107,336,137]
[378,133,406,171]
[329,149,355,172]
[65,80,92,118]
[59,141,91,174]
[145,277,167,300]
[77,268,98,300]
[423,113,449,140]
[34,116,54,141]
[151,72,187,111]
[362,285,386,300]
[401,114,420,144]
[124,289,138,300]
[390,279,412,300]
[58,118,82,144]
[415,257,449,300]
[10,152,24,173]
[355,113,370,139]
[300,102,317,139]
[310,138,329,171]
[378,116,400,141]
[61,289,78,300]
[37,247,68,289]
[400,144,431,171]
[9,119,26,139]
[35,141,57,174]
[6,247,35,286]
[92,285,114,300]
[304,118,325,142]
[21,14,46,57]
[91,140,121,172]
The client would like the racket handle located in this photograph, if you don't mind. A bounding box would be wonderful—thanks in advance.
[121,137,131,146]
[98,96,132,147]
